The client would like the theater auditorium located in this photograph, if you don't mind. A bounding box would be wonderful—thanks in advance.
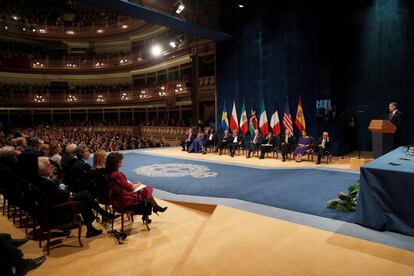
[0,0,414,275]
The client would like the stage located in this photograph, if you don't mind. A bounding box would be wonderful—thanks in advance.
[2,147,414,275]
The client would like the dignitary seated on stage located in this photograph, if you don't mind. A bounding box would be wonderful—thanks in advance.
[189,131,207,153]
[259,132,279,159]
[218,130,232,155]
[180,128,196,151]
[202,129,218,154]
[36,157,116,238]
[105,152,167,224]
[228,130,245,157]
[280,129,295,162]
[246,129,263,158]
[316,132,331,164]
[292,130,313,162]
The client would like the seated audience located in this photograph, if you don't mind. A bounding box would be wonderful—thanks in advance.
[36,157,115,237]
[189,131,207,153]
[72,144,94,193]
[280,129,295,162]
[202,129,218,154]
[292,130,313,162]
[218,130,232,155]
[247,129,263,158]
[49,141,62,166]
[0,233,46,275]
[228,130,244,157]
[259,132,279,159]
[316,131,331,164]
[61,143,78,190]
[90,149,109,205]
[105,152,167,224]
[180,128,196,151]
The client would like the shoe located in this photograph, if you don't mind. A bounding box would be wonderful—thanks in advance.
[203,151,206,155]
[282,159,286,162]
[142,217,152,224]
[11,237,30,247]
[153,206,168,216]
[86,227,103,238]
[16,256,46,275]
[316,162,321,165]
[181,149,186,151]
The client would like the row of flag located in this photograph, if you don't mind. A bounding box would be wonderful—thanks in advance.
[221,97,306,136]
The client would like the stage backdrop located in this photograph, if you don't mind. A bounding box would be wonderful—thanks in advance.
[217,0,414,151]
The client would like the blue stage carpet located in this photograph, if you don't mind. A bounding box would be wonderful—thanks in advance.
[120,152,359,222]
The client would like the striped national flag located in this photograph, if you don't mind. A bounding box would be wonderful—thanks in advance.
[283,99,293,134]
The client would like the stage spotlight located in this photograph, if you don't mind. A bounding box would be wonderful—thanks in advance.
[169,41,177,48]
[238,4,244,8]
[151,45,162,57]
[175,1,185,14]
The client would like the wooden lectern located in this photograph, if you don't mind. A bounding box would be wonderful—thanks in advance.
[368,120,396,158]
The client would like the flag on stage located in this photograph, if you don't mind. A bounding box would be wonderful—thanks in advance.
[259,99,269,135]
[239,101,248,135]
[283,99,293,134]
[270,109,281,136]
[249,109,258,135]
[295,96,306,132]
[229,101,239,132]
[220,102,229,131]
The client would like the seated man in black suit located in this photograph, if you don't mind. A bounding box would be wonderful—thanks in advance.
[202,129,218,154]
[228,130,244,157]
[180,128,196,151]
[61,143,77,189]
[72,144,94,193]
[217,130,232,155]
[36,157,115,238]
[0,233,46,275]
[259,132,279,159]
[247,129,263,158]
[280,129,295,162]
[316,131,331,164]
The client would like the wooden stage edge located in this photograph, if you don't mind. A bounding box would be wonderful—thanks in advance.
[1,198,414,275]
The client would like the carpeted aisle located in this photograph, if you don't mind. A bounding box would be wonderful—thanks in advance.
[120,152,359,222]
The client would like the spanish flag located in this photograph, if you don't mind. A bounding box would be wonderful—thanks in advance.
[295,96,306,132]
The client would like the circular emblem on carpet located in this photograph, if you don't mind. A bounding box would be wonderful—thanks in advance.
[134,163,218,178]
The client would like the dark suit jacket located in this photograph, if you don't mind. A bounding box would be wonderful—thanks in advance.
[317,137,331,152]
[207,133,219,144]
[72,159,93,193]
[35,176,73,226]
[220,134,233,145]
[389,110,402,127]
[280,135,295,146]
[263,136,279,146]
[250,134,264,145]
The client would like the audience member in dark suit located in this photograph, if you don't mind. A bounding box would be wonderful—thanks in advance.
[316,132,331,164]
[0,233,46,275]
[180,128,196,151]
[18,138,42,182]
[247,129,263,158]
[61,143,77,189]
[36,157,115,237]
[202,129,219,154]
[388,102,403,148]
[72,144,94,193]
[280,129,295,162]
[259,132,279,159]
[228,130,244,157]
[217,130,232,155]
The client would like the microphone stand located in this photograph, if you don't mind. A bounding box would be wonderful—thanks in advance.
[356,105,369,159]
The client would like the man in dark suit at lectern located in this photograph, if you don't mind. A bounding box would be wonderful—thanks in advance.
[388,102,402,148]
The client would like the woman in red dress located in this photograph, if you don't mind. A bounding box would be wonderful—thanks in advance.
[106,152,167,224]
